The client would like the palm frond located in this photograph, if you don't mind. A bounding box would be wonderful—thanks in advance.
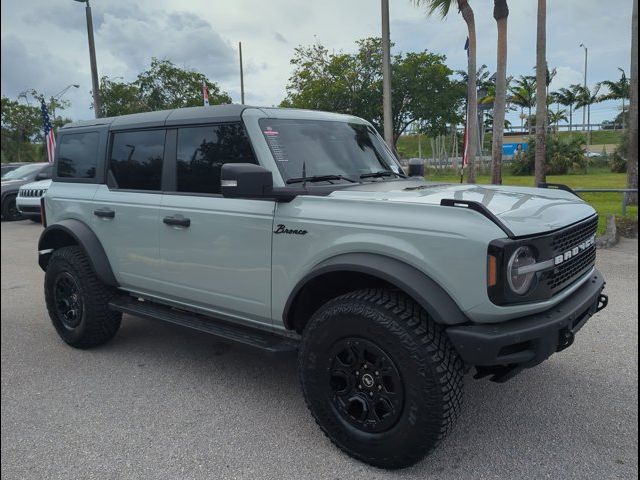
[413,0,455,18]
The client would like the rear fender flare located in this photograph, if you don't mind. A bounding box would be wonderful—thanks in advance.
[38,219,118,287]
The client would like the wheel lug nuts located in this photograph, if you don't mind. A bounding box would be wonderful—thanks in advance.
[358,385,362,389]
[378,385,382,390]
[375,371,379,375]
[369,392,373,397]
[355,371,359,375]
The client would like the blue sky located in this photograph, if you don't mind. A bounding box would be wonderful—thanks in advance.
[1,0,634,128]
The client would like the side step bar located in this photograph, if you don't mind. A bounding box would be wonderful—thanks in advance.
[109,296,298,355]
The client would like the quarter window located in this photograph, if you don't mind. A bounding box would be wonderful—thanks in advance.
[110,130,165,191]
[57,132,99,179]
[176,123,256,194]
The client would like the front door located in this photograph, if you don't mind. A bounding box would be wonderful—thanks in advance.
[157,123,275,329]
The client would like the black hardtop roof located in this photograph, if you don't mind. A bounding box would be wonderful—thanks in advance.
[60,104,253,131]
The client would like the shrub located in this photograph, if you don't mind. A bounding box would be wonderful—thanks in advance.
[610,131,628,173]
[511,135,589,176]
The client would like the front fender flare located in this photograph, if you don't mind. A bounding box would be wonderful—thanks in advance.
[283,253,469,327]
[38,219,118,287]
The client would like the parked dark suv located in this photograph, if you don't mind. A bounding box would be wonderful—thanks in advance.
[1,163,52,221]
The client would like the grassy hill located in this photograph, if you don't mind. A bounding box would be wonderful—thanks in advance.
[396,130,624,159]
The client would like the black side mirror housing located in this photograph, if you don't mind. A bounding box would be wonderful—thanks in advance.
[221,163,301,202]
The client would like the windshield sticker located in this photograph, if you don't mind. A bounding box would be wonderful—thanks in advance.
[264,129,288,162]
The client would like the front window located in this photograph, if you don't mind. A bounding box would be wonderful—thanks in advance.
[258,119,401,184]
[2,163,47,181]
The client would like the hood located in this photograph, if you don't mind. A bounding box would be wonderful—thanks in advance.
[329,180,595,237]
[1,179,28,194]
[19,179,52,190]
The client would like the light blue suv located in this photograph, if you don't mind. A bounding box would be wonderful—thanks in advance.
[38,105,608,468]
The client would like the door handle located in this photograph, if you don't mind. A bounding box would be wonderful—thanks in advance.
[93,208,115,219]
[163,215,191,228]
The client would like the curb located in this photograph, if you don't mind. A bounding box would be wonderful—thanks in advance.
[596,215,618,249]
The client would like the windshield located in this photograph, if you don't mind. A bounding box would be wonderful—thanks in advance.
[259,119,402,183]
[2,163,46,180]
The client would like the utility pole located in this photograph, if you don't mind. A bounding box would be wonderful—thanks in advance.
[75,0,101,117]
[580,43,588,131]
[381,0,393,149]
[239,42,245,105]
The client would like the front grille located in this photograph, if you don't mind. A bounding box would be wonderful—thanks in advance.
[18,189,46,198]
[550,216,598,252]
[545,216,598,294]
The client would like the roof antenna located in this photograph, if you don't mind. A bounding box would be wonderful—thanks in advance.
[302,161,307,188]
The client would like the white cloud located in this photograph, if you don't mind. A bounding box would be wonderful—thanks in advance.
[1,0,634,124]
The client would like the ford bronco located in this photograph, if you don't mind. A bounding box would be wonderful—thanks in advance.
[38,105,608,468]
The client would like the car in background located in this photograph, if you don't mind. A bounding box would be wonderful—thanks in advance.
[16,179,52,223]
[1,162,28,178]
[1,163,52,221]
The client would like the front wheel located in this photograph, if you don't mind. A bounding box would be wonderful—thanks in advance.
[1,194,23,221]
[299,289,464,469]
[44,246,122,348]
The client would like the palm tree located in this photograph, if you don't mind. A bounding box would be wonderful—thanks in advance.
[491,0,509,185]
[598,68,631,129]
[510,75,536,133]
[548,109,568,134]
[552,87,579,133]
[628,0,638,204]
[534,0,547,186]
[415,0,478,183]
[573,84,601,147]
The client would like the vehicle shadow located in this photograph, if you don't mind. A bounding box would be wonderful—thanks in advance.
[101,314,630,480]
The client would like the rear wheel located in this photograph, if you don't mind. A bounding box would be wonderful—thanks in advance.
[1,194,23,221]
[299,289,464,469]
[44,246,121,348]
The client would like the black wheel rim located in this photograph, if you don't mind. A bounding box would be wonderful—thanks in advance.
[5,197,21,220]
[53,272,83,329]
[328,338,405,433]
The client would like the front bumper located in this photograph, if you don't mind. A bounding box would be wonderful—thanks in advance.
[447,269,607,381]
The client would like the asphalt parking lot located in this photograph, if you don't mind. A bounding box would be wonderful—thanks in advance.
[1,220,638,480]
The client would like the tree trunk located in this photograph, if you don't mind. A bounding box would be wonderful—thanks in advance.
[491,0,509,185]
[628,0,638,204]
[569,105,573,134]
[460,0,477,184]
[534,0,547,186]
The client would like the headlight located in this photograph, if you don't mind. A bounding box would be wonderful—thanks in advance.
[507,246,536,295]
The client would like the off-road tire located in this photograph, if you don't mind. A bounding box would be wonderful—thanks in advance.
[44,246,121,348]
[299,289,464,469]
[1,194,23,221]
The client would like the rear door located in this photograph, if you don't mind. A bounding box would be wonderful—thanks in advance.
[157,123,275,329]
[91,128,166,294]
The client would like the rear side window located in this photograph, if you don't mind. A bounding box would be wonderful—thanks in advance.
[176,123,256,194]
[57,132,99,178]
[110,130,165,191]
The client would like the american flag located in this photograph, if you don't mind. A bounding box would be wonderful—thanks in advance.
[41,100,56,163]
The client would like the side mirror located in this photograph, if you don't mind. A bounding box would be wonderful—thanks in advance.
[221,163,300,202]
[221,163,273,198]
[36,172,51,180]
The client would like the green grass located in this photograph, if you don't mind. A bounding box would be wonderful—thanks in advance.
[426,168,637,235]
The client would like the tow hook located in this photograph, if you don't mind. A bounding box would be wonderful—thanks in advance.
[596,294,609,313]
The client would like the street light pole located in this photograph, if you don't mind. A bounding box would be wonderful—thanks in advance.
[381,0,394,149]
[75,0,101,118]
[239,42,245,105]
[50,84,80,120]
[580,43,588,131]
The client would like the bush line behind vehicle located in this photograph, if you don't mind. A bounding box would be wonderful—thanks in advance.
[38,105,608,469]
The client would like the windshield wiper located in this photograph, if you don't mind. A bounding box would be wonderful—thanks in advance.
[360,170,407,179]
[286,174,357,185]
